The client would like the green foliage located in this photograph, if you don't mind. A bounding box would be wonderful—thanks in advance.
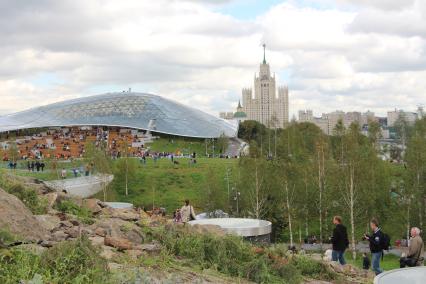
[0,228,17,244]
[0,175,48,215]
[156,226,336,283]
[56,200,94,224]
[158,227,275,282]
[292,256,336,280]
[274,263,302,284]
[238,120,267,144]
[216,133,229,154]
[0,237,109,284]
[202,167,227,212]
[7,184,48,214]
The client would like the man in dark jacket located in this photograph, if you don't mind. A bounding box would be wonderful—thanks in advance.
[364,218,384,275]
[330,216,349,265]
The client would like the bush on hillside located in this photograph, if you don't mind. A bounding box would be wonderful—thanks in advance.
[56,200,94,224]
[0,237,109,284]
[156,226,301,283]
[4,183,48,214]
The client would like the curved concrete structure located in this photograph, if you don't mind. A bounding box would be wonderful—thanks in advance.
[188,218,272,237]
[104,202,133,209]
[44,174,113,198]
[0,92,237,138]
[374,267,426,284]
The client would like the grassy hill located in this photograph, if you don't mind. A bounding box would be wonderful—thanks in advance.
[103,157,237,213]
[5,156,238,215]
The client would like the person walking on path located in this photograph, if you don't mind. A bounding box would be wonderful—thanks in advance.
[364,218,385,275]
[330,216,349,265]
[180,199,196,223]
[400,227,424,267]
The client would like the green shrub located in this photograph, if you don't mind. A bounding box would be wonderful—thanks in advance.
[156,226,302,283]
[0,228,17,244]
[275,263,302,284]
[4,184,47,214]
[56,200,94,224]
[292,255,336,281]
[41,237,108,282]
[0,237,108,284]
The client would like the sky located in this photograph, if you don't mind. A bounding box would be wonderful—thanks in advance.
[1,0,426,118]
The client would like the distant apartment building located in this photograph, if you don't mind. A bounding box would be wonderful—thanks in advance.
[387,109,418,126]
[298,110,313,122]
[298,110,330,134]
[299,110,380,135]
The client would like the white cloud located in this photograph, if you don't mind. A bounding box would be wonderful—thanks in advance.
[0,0,424,119]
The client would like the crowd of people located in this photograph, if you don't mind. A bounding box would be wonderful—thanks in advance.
[0,127,155,161]
[330,216,424,276]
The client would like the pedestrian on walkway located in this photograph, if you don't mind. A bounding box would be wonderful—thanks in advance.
[330,216,349,265]
[364,218,385,275]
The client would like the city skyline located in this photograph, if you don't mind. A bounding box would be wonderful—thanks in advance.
[1,0,426,118]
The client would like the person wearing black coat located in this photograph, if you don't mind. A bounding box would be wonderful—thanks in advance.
[330,216,349,265]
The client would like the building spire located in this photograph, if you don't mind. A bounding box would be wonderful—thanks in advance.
[262,43,266,64]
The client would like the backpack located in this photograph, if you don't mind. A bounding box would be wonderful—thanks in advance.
[380,232,391,251]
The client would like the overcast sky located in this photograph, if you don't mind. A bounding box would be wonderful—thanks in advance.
[1,0,425,117]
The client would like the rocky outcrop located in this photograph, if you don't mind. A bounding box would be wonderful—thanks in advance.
[82,199,102,214]
[0,187,49,241]
[94,218,145,244]
[34,214,61,231]
[104,236,133,250]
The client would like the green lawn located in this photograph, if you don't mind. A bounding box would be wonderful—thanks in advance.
[102,157,238,213]
[344,251,400,271]
[148,137,210,156]
[7,156,238,215]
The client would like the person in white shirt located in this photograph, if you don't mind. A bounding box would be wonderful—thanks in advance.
[180,199,196,223]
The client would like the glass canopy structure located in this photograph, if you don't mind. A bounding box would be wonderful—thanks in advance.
[0,92,237,138]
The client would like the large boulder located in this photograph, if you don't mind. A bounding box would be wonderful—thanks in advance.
[94,218,144,244]
[0,187,49,241]
[111,208,141,221]
[104,236,133,250]
[34,214,61,232]
[82,199,102,214]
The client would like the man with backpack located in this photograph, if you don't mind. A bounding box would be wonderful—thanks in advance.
[364,218,390,275]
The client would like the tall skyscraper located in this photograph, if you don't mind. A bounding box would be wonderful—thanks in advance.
[241,45,289,128]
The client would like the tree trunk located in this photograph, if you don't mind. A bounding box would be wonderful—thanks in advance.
[255,162,260,219]
[125,157,129,196]
[286,182,294,247]
[304,175,309,238]
[417,172,423,230]
[349,166,356,260]
[318,148,323,245]
[406,203,411,242]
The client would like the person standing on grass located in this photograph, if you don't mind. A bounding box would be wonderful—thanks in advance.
[61,168,67,179]
[362,253,371,270]
[364,218,384,275]
[330,216,349,265]
[180,199,196,223]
